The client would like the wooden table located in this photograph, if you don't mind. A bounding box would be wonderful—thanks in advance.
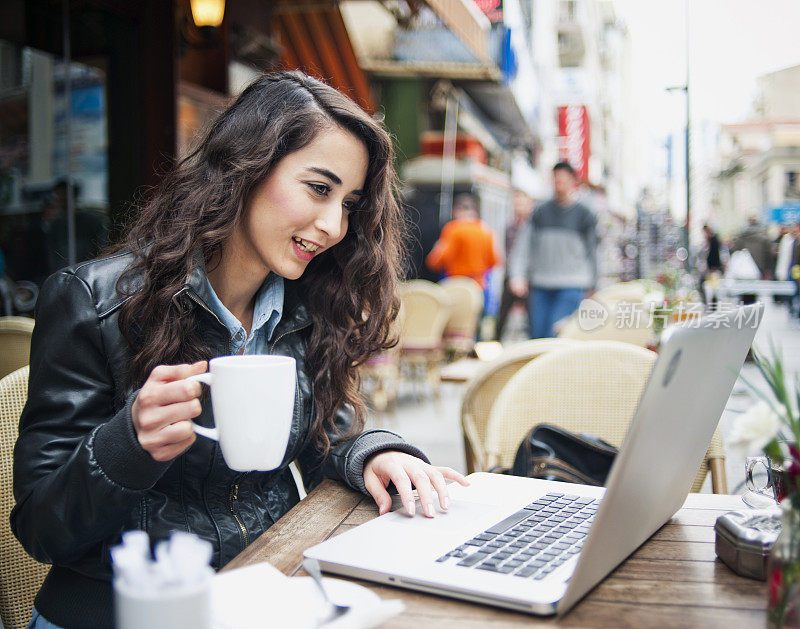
[222,480,767,627]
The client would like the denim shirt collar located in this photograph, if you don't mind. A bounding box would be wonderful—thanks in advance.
[186,253,284,347]
[198,271,284,345]
[177,250,311,338]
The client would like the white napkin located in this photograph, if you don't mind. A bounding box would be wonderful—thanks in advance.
[212,563,405,629]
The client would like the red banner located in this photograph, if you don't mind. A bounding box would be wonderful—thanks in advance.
[475,0,503,22]
[557,105,590,181]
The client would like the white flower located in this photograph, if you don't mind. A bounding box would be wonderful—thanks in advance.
[728,400,783,456]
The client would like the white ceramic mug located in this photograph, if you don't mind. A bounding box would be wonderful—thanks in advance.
[187,355,296,472]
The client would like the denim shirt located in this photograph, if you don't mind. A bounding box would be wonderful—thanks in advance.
[196,272,285,353]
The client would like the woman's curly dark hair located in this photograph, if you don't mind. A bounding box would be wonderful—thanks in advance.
[114,71,403,455]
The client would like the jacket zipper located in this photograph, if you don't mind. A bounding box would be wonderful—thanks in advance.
[184,290,227,332]
[229,478,249,547]
[183,289,233,353]
[269,323,310,471]
[269,322,311,354]
[185,288,241,553]
[184,289,309,549]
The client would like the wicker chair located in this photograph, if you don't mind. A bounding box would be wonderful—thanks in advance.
[0,317,35,380]
[1,366,50,628]
[461,338,577,474]
[439,277,484,358]
[486,341,727,493]
[360,305,405,412]
[398,280,452,395]
[557,298,656,348]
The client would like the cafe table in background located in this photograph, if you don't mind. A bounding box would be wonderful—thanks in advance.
[221,480,767,627]
[439,341,503,384]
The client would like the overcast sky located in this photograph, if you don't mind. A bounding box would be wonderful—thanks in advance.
[611,0,800,198]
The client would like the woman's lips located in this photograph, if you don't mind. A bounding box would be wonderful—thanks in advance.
[292,239,316,262]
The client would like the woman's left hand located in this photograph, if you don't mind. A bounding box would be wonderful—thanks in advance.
[363,451,469,517]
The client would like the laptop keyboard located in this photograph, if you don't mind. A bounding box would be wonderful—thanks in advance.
[435,492,599,579]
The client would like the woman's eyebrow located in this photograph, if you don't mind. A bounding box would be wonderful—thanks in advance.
[306,167,363,196]
[307,167,342,185]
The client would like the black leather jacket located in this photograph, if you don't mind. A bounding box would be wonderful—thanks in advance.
[11,251,425,629]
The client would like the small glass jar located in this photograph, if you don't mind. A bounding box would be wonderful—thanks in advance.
[768,500,800,628]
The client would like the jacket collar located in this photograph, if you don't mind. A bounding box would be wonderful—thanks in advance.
[174,251,312,330]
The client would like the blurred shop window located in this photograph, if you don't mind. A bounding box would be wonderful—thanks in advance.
[0,41,109,291]
[176,61,259,159]
[40,179,109,276]
[177,81,230,159]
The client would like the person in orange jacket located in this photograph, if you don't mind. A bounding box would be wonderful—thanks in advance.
[425,192,501,289]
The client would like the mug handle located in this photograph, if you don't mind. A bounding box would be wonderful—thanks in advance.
[186,372,219,441]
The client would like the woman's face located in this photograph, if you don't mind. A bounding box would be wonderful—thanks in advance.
[235,124,369,281]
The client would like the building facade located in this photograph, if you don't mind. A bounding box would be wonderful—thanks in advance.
[713,64,800,237]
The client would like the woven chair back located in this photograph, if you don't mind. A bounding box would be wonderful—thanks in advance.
[487,341,723,491]
[557,298,655,348]
[398,280,452,350]
[461,338,577,473]
[0,366,50,629]
[0,317,35,380]
[439,277,484,341]
[487,341,655,470]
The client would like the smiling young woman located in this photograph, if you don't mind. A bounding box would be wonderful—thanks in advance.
[12,71,467,629]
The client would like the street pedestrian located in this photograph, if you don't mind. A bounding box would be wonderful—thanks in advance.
[730,216,774,305]
[775,225,796,307]
[425,192,501,290]
[701,224,723,307]
[790,223,800,317]
[495,189,534,340]
[508,161,598,338]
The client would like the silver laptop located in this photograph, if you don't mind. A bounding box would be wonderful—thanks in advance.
[305,303,763,615]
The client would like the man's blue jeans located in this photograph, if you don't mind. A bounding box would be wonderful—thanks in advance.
[28,608,63,629]
[528,287,585,338]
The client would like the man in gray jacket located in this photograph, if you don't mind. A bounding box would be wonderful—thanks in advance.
[508,161,598,338]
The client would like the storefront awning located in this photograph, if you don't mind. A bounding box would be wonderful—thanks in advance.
[421,0,492,64]
[360,59,500,81]
[458,81,537,150]
[272,1,375,112]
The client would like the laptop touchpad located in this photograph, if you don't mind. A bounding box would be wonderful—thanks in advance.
[384,499,503,535]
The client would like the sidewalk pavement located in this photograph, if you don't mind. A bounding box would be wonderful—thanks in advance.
[365,299,800,498]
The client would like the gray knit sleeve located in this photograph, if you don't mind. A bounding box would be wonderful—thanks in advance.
[344,429,430,494]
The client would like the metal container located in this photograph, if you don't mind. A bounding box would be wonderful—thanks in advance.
[715,508,781,580]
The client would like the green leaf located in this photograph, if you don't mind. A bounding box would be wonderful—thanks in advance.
[738,370,790,425]
[793,372,800,407]
[749,342,799,435]
[766,439,785,463]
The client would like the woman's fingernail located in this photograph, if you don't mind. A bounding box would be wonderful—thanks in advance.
[408,503,415,516]
[444,496,450,509]
[425,503,434,517]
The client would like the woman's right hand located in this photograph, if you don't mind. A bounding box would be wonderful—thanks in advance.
[131,361,208,462]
